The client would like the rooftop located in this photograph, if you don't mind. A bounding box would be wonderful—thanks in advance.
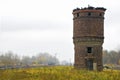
[73,6,106,12]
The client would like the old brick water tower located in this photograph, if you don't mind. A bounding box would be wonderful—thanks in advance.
[73,6,106,71]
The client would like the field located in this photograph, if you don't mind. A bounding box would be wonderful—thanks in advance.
[0,66,120,80]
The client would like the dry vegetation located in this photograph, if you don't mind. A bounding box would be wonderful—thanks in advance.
[0,66,120,80]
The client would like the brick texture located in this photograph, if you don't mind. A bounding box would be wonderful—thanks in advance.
[73,7,106,71]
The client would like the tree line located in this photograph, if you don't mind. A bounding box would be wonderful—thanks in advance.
[0,50,120,68]
[0,51,59,68]
[103,50,120,65]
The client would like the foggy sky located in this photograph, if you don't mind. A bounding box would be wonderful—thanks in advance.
[0,0,120,62]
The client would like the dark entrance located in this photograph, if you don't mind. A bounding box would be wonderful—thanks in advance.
[87,59,93,70]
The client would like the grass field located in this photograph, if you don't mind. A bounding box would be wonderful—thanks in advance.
[0,66,120,80]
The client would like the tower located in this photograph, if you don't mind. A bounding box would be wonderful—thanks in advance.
[72,6,106,71]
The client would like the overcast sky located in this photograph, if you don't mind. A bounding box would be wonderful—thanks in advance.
[0,0,120,62]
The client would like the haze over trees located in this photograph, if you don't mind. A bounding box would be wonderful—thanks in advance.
[103,50,120,65]
[0,49,120,68]
[0,51,59,68]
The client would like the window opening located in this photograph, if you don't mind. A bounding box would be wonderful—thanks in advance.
[99,13,102,16]
[88,12,91,16]
[87,47,92,53]
[77,13,79,17]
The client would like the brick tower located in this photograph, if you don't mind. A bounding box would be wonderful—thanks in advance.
[73,6,106,71]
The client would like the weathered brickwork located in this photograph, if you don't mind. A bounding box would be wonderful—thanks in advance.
[73,6,106,71]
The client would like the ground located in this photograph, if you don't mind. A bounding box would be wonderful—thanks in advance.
[0,66,120,80]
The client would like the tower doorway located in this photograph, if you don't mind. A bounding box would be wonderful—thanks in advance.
[87,59,93,70]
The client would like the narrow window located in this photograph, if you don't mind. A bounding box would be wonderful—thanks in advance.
[87,47,92,53]
[88,12,91,16]
[99,13,102,16]
[77,13,79,17]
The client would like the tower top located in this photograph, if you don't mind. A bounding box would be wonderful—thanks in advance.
[73,6,106,13]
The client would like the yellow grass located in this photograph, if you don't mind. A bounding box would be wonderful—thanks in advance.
[0,66,120,80]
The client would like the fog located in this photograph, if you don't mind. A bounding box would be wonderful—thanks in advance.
[0,0,120,62]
